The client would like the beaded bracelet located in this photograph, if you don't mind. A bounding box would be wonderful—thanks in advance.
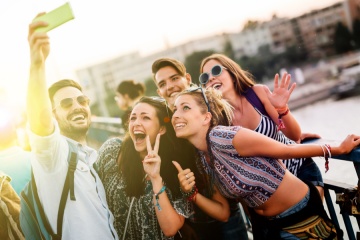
[180,185,197,199]
[187,186,198,202]
[154,186,166,211]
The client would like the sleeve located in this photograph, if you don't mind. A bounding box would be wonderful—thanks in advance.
[27,119,68,172]
[171,194,194,218]
[209,126,241,152]
[95,137,122,179]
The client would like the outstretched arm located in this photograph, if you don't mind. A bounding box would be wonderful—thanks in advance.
[233,127,360,160]
[27,14,53,136]
[173,161,230,222]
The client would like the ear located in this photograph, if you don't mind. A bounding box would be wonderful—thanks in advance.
[159,125,167,135]
[123,94,130,101]
[203,112,212,126]
[185,73,192,85]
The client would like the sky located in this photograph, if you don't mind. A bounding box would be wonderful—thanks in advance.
[0,0,341,108]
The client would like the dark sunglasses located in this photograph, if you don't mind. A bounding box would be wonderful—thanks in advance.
[53,95,90,110]
[186,87,210,112]
[199,64,227,85]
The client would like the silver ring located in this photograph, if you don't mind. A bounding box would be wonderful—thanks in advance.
[185,174,189,179]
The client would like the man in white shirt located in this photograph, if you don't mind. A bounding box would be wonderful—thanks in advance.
[26,14,118,240]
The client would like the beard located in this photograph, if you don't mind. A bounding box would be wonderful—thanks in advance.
[58,121,90,141]
[55,109,91,142]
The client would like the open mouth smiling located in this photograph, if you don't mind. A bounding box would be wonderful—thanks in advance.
[212,83,222,90]
[133,131,146,143]
[70,113,86,121]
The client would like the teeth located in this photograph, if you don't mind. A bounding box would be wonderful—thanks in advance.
[71,114,85,121]
[169,92,179,97]
[134,130,144,134]
[213,83,222,90]
[175,123,185,128]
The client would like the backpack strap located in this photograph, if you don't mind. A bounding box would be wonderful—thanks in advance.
[56,140,78,238]
[30,171,57,237]
[243,87,271,118]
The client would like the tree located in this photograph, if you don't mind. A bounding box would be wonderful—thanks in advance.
[353,19,360,49]
[184,50,215,85]
[223,40,235,60]
[144,77,158,96]
[334,22,353,54]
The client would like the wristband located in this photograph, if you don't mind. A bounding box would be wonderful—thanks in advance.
[154,186,166,211]
[187,186,198,202]
[180,185,196,198]
[277,108,290,131]
[275,104,288,113]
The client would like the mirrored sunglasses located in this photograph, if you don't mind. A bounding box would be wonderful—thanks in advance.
[199,64,227,85]
[54,95,90,110]
[186,87,210,112]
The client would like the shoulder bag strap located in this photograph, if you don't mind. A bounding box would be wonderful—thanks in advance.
[122,197,135,240]
[243,87,271,118]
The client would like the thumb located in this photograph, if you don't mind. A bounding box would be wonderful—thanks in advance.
[172,161,183,173]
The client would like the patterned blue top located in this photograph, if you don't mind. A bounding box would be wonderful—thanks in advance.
[96,138,193,240]
[198,126,286,208]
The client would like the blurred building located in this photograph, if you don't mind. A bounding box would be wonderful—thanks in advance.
[77,0,359,117]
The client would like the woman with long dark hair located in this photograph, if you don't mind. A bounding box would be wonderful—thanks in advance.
[96,96,227,240]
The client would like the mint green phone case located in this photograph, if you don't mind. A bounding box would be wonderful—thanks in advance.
[33,2,75,33]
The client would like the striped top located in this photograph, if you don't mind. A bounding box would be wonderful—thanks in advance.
[198,126,286,208]
[253,108,305,176]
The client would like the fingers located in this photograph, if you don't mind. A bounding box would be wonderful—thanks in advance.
[288,82,297,95]
[172,161,183,173]
[146,135,152,154]
[153,133,160,154]
[29,13,48,37]
[179,172,196,192]
[146,133,161,156]
[273,73,279,89]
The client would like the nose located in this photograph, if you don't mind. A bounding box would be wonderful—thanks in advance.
[172,110,180,120]
[166,81,174,92]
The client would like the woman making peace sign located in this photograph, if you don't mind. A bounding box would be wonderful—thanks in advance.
[96,97,203,240]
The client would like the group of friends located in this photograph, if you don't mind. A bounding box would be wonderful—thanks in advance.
[13,12,360,240]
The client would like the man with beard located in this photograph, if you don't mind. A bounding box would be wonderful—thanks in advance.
[25,14,118,239]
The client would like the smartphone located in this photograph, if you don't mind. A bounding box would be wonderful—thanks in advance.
[33,2,75,33]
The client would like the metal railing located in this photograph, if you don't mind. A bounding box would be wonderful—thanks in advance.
[303,138,360,240]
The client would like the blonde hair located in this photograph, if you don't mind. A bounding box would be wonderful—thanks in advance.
[178,86,234,128]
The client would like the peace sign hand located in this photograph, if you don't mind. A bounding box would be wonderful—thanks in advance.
[172,161,196,193]
[264,72,296,109]
[143,134,161,180]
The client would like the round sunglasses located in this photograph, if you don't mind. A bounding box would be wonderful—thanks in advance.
[199,64,227,85]
[53,95,90,110]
